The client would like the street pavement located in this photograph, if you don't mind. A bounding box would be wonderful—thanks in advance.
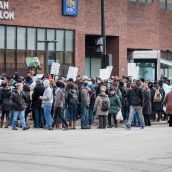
[0,124,171,172]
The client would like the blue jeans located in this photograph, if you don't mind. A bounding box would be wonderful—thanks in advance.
[81,105,89,128]
[12,110,26,129]
[89,108,94,126]
[44,104,53,128]
[127,106,145,128]
[68,104,77,122]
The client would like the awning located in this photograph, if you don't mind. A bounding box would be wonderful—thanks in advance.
[160,58,172,67]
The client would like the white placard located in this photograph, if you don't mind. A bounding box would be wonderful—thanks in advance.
[36,74,44,79]
[67,66,78,81]
[128,63,137,79]
[106,66,113,77]
[50,63,60,75]
[99,69,110,80]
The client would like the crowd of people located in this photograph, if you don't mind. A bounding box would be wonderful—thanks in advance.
[0,70,172,131]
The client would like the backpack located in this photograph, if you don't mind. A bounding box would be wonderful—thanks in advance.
[153,88,162,102]
[101,99,109,112]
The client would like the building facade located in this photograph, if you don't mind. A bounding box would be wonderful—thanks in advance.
[0,0,172,80]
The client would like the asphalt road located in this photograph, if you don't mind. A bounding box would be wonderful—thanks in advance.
[0,125,171,172]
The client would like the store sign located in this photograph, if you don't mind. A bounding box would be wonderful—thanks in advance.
[63,0,78,16]
[0,1,14,20]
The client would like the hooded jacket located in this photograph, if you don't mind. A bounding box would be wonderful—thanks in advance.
[41,79,53,105]
[93,92,110,116]
[0,86,12,112]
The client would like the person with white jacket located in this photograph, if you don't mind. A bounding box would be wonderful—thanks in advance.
[39,79,53,130]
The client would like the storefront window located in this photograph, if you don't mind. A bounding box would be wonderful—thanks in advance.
[65,31,74,52]
[0,26,5,49]
[17,50,26,73]
[37,29,45,50]
[56,52,64,64]
[56,30,64,51]
[167,1,172,10]
[17,27,26,50]
[65,52,73,64]
[47,29,55,51]
[27,28,36,50]
[6,50,15,75]
[7,27,16,49]
[0,50,4,71]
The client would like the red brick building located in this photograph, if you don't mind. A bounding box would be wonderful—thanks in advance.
[0,0,172,80]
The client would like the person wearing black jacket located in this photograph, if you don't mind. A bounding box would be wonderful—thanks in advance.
[10,83,29,130]
[32,80,45,128]
[0,82,11,128]
[125,81,145,130]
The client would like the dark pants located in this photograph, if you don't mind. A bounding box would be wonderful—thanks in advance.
[53,107,68,128]
[143,114,151,126]
[1,111,10,127]
[169,115,172,127]
[98,115,107,129]
[33,107,44,128]
[108,113,117,127]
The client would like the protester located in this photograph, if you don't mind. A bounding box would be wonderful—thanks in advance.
[163,88,172,127]
[108,89,122,128]
[39,79,53,130]
[10,83,29,130]
[0,82,11,128]
[125,81,145,130]
[93,86,110,129]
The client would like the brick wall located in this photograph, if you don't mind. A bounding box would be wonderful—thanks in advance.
[1,0,172,76]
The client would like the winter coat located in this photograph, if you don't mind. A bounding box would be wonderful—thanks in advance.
[0,86,11,112]
[10,91,26,111]
[151,87,164,111]
[41,80,53,105]
[81,87,90,107]
[32,85,45,108]
[54,88,65,108]
[108,94,122,114]
[164,91,172,115]
[142,90,152,115]
[93,92,110,116]
[127,87,143,106]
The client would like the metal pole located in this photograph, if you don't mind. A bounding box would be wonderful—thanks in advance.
[101,0,106,68]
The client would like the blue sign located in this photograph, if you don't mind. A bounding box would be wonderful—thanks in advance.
[63,0,78,16]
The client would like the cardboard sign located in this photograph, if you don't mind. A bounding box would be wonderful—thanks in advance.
[50,63,60,75]
[67,66,78,81]
[99,66,113,80]
[106,66,113,77]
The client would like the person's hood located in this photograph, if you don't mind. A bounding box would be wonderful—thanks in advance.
[99,92,108,98]
[43,79,50,88]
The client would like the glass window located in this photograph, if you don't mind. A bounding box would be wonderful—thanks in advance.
[160,0,166,9]
[65,52,73,64]
[56,52,64,64]
[6,50,15,69]
[37,29,45,51]
[0,26,5,49]
[47,29,55,51]
[65,31,74,52]
[17,27,26,50]
[128,0,137,2]
[138,0,147,3]
[0,50,4,66]
[56,30,64,51]
[167,0,172,10]
[147,0,153,3]
[27,28,36,50]
[7,27,16,49]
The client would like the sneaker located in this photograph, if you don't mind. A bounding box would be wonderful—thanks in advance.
[48,127,53,130]
[141,125,145,129]
[12,128,18,130]
[124,125,131,130]
[23,127,30,130]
